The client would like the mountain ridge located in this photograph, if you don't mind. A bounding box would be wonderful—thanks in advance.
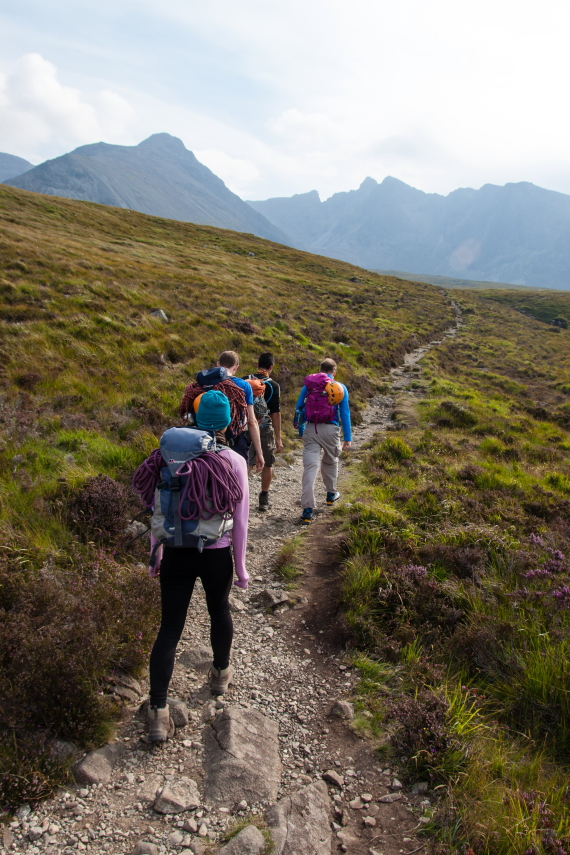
[248,176,570,289]
[4,134,290,245]
[0,152,34,183]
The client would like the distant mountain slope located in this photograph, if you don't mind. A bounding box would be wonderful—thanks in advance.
[248,178,570,290]
[375,270,536,290]
[0,152,33,183]
[5,134,290,244]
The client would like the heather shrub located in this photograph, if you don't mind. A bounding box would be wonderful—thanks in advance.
[67,474,131,543]
[434,400,478,428]
[385,689,457,781]
[371,435,413,464]
[0,545,159,761]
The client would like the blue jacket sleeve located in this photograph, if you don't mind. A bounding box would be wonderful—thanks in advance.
[338,385,352,441]
[295,386,308,410]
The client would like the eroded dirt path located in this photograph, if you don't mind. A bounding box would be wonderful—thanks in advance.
[3,304,463,855]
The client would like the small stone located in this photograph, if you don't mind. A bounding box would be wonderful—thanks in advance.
[361,793,373,802]
[378,792,402,803]
[179,646,212,673]
[363,816,377,827]
[198,823,208,837]
[323,769,344,788]
[168,830,184,846]
[237,800,248,811]
[216,825,265,855]
[28,827,43,841]
[133,842,158,855]
[74,742,125,785]
[167,698,189,727]
[150,309,168,321]
[202,701,217,722]
[366,804,379,816]
[410,782,429,794]
[138,774,163,807]
[349,797,363,809]
[337,829,359,846]
[329,700,355,721]
[183,817,198,833]
[391,778,402,790]
[153,778,200,814]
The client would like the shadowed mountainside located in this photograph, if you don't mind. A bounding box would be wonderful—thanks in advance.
[248,177,570,290]
[0,152,33,183]
[4,133,290,244]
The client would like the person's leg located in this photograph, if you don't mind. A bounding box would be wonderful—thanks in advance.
[197,546,234,671]
[319,424,342,494]
[301,423,322,509]
[149,548,197,708]
[259,424,276,507]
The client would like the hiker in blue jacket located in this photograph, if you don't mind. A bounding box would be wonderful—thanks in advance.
[295,357,352,525]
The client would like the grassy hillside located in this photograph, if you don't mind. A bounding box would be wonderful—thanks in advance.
[0,185,453,807]
[339,289,570,854]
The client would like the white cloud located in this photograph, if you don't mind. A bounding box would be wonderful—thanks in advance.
[0,53,135,162]
[193,149,260,196]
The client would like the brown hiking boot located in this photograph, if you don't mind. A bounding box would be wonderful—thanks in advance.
[148,705,175,743]
[208,665,233,695]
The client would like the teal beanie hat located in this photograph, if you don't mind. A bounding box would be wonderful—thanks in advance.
[196,390,231,431]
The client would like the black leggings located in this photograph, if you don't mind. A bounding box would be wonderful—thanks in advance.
[149,545,234,708]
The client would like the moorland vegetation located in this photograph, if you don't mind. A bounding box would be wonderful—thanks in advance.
[340,287,570,854]
[0,184,453,808]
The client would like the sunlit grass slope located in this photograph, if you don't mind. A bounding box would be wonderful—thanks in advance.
[340,290,570,854]
[0,184,453,549]
[0,184,456,806]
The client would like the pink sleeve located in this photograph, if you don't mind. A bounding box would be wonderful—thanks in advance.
[221,448,249,588]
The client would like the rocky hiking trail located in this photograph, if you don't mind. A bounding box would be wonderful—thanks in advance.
[2,304,463,855]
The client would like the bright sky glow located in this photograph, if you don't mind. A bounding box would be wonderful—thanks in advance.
[1,0,569,200]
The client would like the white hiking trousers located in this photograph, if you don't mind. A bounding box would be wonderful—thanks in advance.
[301,422,342,509]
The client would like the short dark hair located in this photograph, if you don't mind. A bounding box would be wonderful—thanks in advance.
[320,357,337,373]
[218,350,239,368]
[258,352,275,369]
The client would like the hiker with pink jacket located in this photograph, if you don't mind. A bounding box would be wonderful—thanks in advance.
[294,357,352,525]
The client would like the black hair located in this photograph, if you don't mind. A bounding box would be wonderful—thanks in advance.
[258,352,275,369]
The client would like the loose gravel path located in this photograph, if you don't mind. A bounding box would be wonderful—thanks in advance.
[2,304,462,855]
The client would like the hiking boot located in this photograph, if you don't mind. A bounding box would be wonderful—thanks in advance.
[258,491,271,512]
[300,507,313,525]
[326,491,341,505]
[209,665,233,695]
[148,705,174,743]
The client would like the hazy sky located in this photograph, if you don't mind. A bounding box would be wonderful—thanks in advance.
[1,0,569,200]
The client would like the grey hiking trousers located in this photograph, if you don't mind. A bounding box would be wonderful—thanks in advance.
[301,422,342,509]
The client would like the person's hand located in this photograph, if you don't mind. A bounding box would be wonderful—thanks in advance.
[255,454,264,473]
[275,439,284,453]
[234,577,249,589]
[342,440,352,451]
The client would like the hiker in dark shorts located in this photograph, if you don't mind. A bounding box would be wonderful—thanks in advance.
[244,352,283,511]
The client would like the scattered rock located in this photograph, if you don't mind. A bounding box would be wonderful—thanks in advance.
[179,646,212,673]
[183,817,198,833]
[168,830,184,846]
[410,781,429,794]
[349,797,363,809]
[361,793,373,802]
[28,827,43,841]
[267,780,332,855]
[111,684,139,703]
[150,309,168,321]
[133,842,158,855]
[378,792,402,803]
[203,706,282,805]
[391,778,403,790]
[228,595,245,612]
[168,698,189,727]
[74,742,125,785]
[138,774,163,807]
[253,588,289,608]
[336,829,359,846]
[329,700,354,720]
[322,769,344,788]
[153,778,200,814]
[217,824,265,854]
[51,739,77,761]
[202,700,217,722]
[198,823,208,836]
[123,520,149,542]
[363,816,376,827]
[2,829,14,851]
[247,252,256,257]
